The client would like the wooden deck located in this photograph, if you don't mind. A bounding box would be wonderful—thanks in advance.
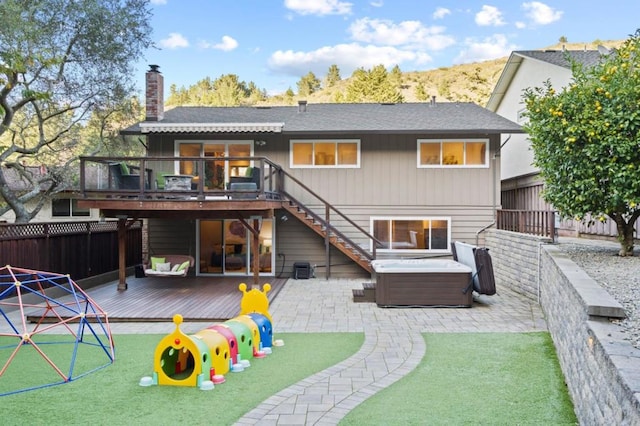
[26,276,288,323]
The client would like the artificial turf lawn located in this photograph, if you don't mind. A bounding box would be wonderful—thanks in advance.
[1,332,364,425]
[341,332,577,425]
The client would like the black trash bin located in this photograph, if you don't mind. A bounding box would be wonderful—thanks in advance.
[293,262,311,279]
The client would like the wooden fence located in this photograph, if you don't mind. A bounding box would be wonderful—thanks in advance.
[496,209,556,240]
[0,220,142,280]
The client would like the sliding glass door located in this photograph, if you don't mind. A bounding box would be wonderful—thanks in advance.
[198,219,273,275]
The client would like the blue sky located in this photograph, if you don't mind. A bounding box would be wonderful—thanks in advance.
[138,0,640,96]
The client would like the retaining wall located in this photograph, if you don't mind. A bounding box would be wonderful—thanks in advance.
[485,229,640,425]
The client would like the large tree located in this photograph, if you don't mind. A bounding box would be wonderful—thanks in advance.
[523,30,640,256]
[345,65,404,103]
[0,0,153,223]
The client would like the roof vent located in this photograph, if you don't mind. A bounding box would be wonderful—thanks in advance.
[298,100,307,113]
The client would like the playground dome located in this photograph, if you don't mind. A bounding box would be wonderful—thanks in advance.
[0,265,114,396]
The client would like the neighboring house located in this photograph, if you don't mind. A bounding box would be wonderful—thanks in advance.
[487,49,640,237]
[0,166,100,223]
[488,49,606,208]
[485,49,632,237]
[79,65,523,285]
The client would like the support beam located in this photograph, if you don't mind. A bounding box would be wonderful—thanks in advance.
[117,217,128,291]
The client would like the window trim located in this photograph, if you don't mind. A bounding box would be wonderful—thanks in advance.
[290,139,361,169]
[417,138,489,168]
[370,216,451,253]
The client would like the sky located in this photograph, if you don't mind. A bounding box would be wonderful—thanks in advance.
[137,0,640,96]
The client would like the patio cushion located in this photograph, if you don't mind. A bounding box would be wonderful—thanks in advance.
[151,257,166,270]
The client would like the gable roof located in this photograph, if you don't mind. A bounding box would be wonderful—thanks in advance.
[122,102,523,136]
[486,49,606,111]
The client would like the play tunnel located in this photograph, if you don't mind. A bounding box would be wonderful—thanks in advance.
[147,284,276,390]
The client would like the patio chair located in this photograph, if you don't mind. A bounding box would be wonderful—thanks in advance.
[109,162,150,190]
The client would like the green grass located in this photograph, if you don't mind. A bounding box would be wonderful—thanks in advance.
[1,332,577,425]
[341,332,577,425]
[1,332,364,425]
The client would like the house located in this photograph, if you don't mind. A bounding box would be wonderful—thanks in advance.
[486,49,604,211]
[78,65,523,289]
[0,166,100,223]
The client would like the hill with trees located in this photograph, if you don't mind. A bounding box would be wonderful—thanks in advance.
[166,39,624,108]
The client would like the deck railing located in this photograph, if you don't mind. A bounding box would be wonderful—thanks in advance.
[79,156,280,200]
[496,209,556,240]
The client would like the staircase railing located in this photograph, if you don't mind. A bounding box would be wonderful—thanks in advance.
[266,159,381,276]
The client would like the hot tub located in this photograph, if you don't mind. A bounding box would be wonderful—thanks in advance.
[370,259,473,307]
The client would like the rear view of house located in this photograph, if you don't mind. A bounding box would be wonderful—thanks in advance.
[79,65,522,288]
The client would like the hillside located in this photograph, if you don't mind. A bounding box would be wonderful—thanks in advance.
[261,39,624,107]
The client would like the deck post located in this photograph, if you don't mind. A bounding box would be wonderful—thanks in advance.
[117,217,128,291]
[252,218,261,288]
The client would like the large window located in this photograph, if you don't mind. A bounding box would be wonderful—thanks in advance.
[371,217,450,252]
[175,141,252,189]
[418,139,488,167]
[52,198,90,217]
[290,139,360,168]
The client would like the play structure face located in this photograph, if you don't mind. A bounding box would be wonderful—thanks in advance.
[0,265,114,396]
[149,283,275,389]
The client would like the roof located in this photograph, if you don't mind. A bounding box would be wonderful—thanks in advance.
[486,49,606,111]
[122,102,523,136]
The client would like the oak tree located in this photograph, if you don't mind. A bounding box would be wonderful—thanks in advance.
[0,0,153,223]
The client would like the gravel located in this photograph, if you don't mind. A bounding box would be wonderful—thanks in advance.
[557,238,640,349]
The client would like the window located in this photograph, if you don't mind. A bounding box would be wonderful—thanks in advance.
[52,199,90,217]
[418,139,488,167]
[371,217,450,252]
[290,139,360,168]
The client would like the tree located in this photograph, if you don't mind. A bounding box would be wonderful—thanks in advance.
[414,82,429,101]
[345,65,404,103]
[325,64,341,87]
[389,64,403,88]
[0,0,153,223]
[523,30,640,256]
[297,72,321,97]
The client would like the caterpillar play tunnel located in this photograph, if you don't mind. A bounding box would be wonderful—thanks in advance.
[142,283,276,390]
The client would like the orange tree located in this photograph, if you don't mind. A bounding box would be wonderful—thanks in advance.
[523,30,640,256]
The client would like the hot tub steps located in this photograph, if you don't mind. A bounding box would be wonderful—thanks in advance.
[352,282,376,303]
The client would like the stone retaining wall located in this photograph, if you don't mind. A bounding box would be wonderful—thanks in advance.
[485,229,640,425]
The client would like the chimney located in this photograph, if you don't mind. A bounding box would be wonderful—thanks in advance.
[145,64,164,121]
[298,100,307,113]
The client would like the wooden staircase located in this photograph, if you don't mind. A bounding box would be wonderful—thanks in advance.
[281,200,373,273]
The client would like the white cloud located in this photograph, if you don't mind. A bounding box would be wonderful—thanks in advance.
[515,21,526,29]
[159,33,189,49]
[284,0,352,16]
[348,18,455,51]
[522,1,563,25]
[370,0,384,7]
[268,43,431,78]
[199,35,239,52]
[150,0,167,4]
[433,7,451,20]
[475,5,506,26]
[453,34,517,64]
